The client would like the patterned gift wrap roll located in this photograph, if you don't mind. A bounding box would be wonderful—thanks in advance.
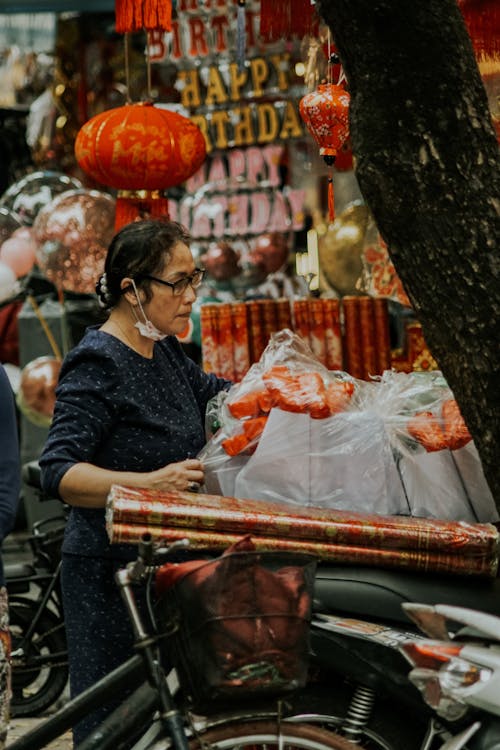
[292,298,311,343]
[359,296,378,379]
[200,304,221,375]
[260,299,279,346]
[216,303,236,381]
[107,486,499,567]
[322,298,343,371]
[307,298,327,365]
[109,521,498,577]
[247,300,267,365]
[342,296,364,378]
[230,303,250,382]
[276,298,293,331]
[373,297,392,374]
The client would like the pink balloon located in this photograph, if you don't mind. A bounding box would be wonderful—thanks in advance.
[0,230,36,278]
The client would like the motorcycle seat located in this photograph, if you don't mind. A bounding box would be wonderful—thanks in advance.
[313,563,500,625]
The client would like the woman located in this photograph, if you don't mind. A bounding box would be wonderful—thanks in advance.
[40,219,231,746]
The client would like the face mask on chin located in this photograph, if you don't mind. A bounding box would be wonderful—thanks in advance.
[130,280,168,342]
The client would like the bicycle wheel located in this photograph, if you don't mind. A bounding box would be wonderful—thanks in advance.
[9,598,68,717]
[190,719,364,750]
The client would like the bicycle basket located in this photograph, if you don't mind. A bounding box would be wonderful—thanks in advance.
[156,550,316,709]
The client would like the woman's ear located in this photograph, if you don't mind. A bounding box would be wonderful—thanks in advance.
[121,277,141,306]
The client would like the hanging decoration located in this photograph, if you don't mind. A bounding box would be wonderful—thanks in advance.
[260,0,318,42]
[75,102,207,230]
[299,51,350,223]
[458,0,500,61]
[74,0,208,230]
[115,0,172,33]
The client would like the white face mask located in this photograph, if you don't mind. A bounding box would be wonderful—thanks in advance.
[130,280,168,342]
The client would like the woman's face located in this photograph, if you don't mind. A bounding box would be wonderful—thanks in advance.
[141,241,198,337]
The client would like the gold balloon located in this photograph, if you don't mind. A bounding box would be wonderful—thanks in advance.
[318,201,370,296]
[17,356,61,427]
[33,189,116,294]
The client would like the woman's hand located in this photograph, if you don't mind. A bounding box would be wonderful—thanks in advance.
[148,458,205,493]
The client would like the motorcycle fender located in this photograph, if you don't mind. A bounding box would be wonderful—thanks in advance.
[310,616,426,712]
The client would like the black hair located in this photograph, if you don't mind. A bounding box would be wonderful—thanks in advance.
[95,219,191,310]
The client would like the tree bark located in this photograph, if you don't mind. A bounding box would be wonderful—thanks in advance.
[317,0,500,506]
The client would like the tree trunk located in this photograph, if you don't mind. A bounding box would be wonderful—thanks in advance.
[317,0,500,506]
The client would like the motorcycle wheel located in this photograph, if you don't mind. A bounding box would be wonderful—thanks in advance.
[190,719,365,750]
[9,598,68,717]
[287,681,430,750]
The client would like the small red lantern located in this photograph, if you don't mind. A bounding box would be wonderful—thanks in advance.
[75,102,207,229]
[299,83,351,222]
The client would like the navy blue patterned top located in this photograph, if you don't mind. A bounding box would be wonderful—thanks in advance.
[40,327,230,560]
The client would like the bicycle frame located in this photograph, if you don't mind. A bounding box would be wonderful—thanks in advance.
[7,537,195,750]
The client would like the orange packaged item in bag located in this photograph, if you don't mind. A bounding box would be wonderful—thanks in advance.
[222,432,250,456]
[442,398,472,451]
[242,416,268,441]
[227,389,268,419]
[407,411,448,452]
[325,380,355,415]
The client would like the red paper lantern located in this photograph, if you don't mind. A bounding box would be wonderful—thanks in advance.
[299,83,351,221]
[75,102,207,229]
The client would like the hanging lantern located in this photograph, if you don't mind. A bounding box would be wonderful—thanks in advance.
[115,0,172,33]
[299,82,351,222]
[75,102,207,230]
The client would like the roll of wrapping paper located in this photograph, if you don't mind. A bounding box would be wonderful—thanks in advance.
[293,298,311,343]
[247,300,267,364]
[109,522,497,577]
[276,298,293,331]
[260,299,279,348]
[342,296,364,378]
[373,297,392,374]
[322,298,343,371]
[307,298,327,365]
[200,304,220,375]
[230,302,250,382]
[358,296,378,379]
[216,303,235,381]
[106,485,499,558]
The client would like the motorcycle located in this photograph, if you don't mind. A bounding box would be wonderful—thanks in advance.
[280,564,500,750]
[5,461,68,717]
[399,602,500,750]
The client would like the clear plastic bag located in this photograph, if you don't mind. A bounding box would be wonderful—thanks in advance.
[199,331,497,523]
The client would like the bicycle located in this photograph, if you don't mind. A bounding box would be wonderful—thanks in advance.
[6,463,68,717]
[6,535,362,750]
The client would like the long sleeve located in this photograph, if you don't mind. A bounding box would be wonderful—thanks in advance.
[0,365,21,560]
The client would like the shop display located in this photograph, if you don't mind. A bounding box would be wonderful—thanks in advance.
[106,484,499,578]
[199,296,394,381]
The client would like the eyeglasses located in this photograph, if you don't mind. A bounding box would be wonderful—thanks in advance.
[141,268,205,296]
